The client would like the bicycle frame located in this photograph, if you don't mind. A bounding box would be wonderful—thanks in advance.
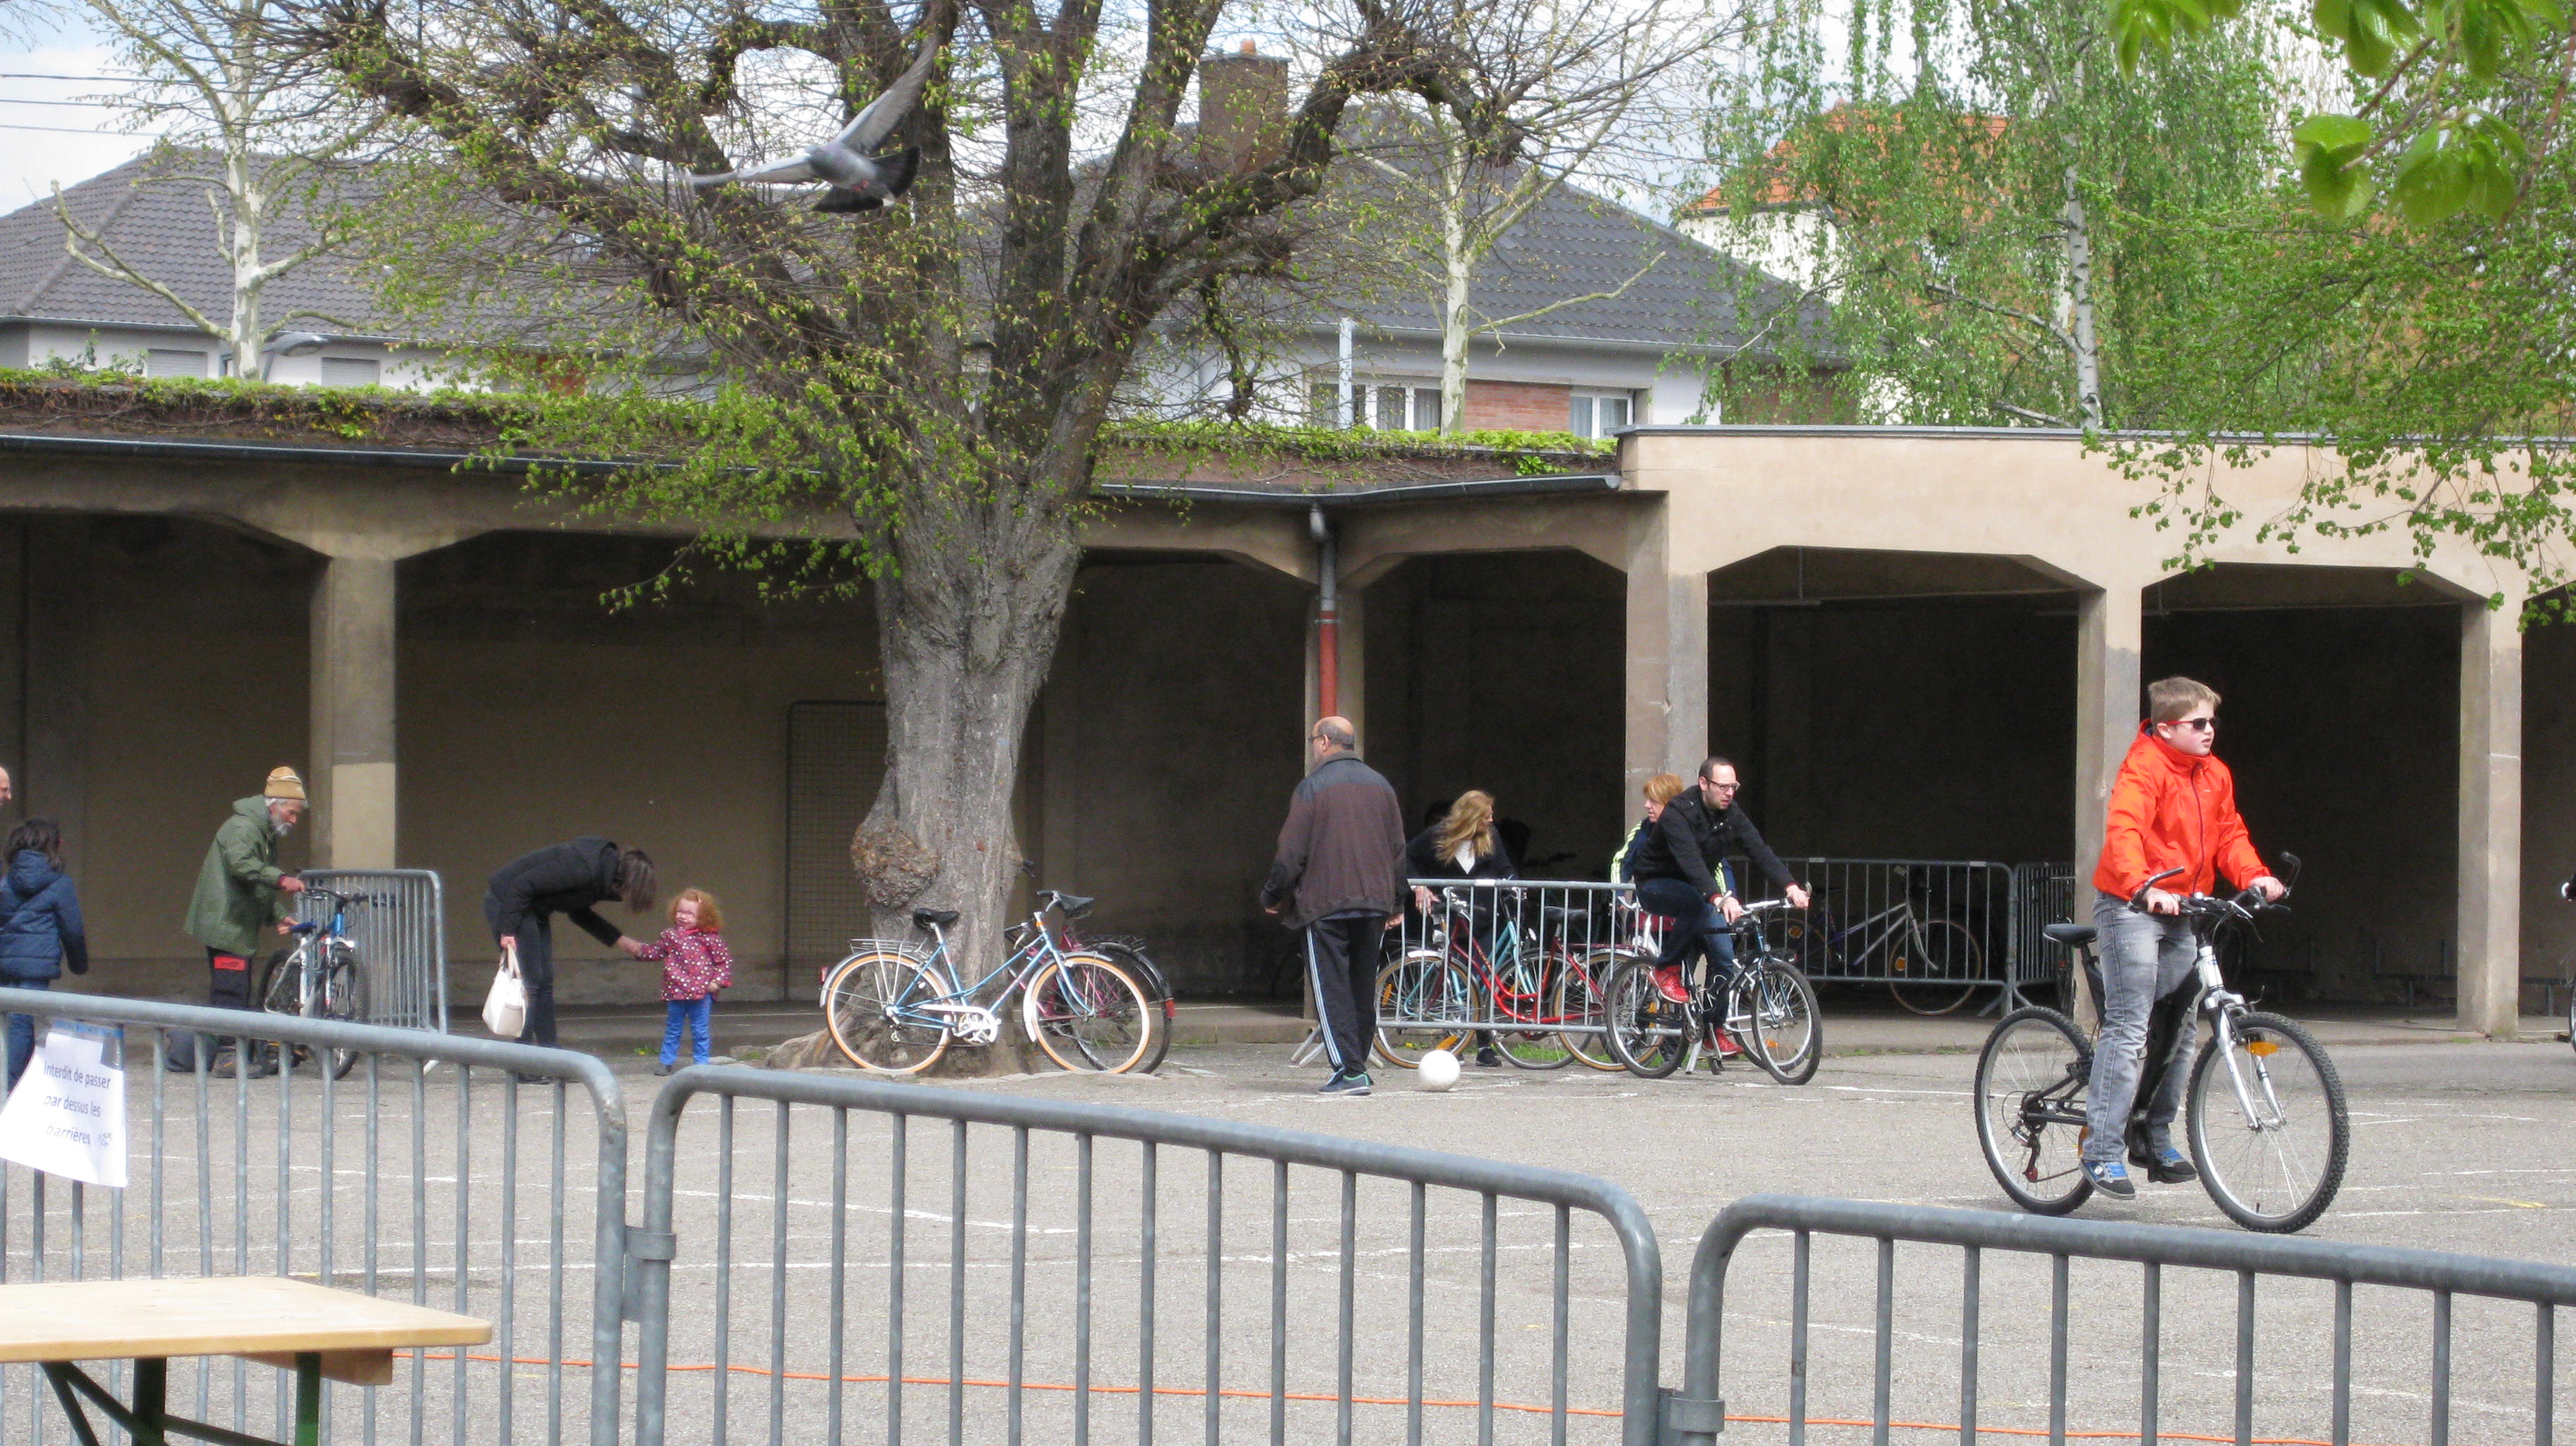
[880,910,1079,1041]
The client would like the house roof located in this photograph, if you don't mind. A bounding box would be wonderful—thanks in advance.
[0,150,390,338]
[1322,172,1827,359]
[1681,104,2010,217]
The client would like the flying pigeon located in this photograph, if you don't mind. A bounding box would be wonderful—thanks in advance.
[690,42,938,213]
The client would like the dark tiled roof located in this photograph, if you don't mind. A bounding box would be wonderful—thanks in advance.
[1321,174,1827,360]
[0,150,388,335]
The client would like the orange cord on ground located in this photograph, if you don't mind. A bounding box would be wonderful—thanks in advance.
[392,1351,2388,1445]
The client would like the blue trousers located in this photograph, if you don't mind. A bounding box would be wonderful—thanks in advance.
[1637,878,1736,984]
[5,977,47,1092]
[662,996,713,1068]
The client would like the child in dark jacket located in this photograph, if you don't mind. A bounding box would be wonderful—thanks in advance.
[629,888,734,1075]
[0,818,86,1090]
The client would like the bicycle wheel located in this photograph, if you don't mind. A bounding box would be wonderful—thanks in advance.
[1022,953,1153,1074]
[823,951,951,1075]
[1729,959,1821,1085]
[1974,1006,2096,1215]
[1890,917,1982,1016]
[1373,950,1470,1070]
[256,946,304,1015]
[1487,948,1573,1070]
[1089,939,1174,1075]
[1554,950,1625,1071]
[1602,957,1687,1079]
[2188,1010,2349,1233]
[320,944,367,1080]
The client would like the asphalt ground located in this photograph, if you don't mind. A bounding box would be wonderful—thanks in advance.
[2,1017,2571,1445]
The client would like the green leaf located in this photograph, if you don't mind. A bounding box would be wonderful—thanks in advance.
[2391,129,2472,224]
[2292,112,2373,150]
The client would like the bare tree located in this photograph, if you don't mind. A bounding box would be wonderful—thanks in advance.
[1341,0,1723,431]
[280,0,1549,1067]
[54,0,381,376]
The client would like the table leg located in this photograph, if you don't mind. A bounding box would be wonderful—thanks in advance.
[294,1352,321,1446]
[134,1357,169,1446]
[38,1363,105,1446]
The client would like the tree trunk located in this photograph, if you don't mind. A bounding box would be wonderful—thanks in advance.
[850,488,1085,1077]
[2061,162,2104,431]
[1439,196,1473,434]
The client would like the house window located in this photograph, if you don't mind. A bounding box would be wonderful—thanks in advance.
[1568,390,1635,438]
[146,349,208,378]
[321,356,382,387]
[1311,377,1442,430]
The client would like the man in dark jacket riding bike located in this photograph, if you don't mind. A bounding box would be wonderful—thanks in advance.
[1630,758,1809,1002]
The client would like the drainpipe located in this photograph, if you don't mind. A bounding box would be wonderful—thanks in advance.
[1310,503,1339,717]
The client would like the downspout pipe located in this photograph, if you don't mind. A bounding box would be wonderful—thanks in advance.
[1310,503,1339,718]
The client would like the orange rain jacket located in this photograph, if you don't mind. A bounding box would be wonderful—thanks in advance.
[2091,723,2268,901]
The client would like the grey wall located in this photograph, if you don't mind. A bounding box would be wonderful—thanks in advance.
[1362,551,1628,882]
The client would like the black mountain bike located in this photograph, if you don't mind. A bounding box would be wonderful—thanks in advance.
[1974,856,2349,1233]
[1602,900,1822,1084]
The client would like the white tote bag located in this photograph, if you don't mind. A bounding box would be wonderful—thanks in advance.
[482,940,528,1039]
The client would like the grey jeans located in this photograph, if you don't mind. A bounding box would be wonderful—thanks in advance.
[2082,889,2200,1164]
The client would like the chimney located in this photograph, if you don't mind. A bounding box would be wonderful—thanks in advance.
[1197,40,1289,172]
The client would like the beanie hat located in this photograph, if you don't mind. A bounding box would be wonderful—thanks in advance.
[263,767,307,803]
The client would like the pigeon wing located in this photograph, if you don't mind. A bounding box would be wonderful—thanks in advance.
[830,42,938,155]
[691,155,820,187]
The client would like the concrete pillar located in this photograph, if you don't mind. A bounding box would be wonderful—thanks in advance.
[1624,502,1708,821]
[23,518,90,875]
[309,554,399,869]
[2073,582,2145,890]
[2457,597,2524,1036]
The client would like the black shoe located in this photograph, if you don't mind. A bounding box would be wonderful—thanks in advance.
[1318,1070,1372,1097]
[2133,1145,2199,1184]
[1475,1046,1502,1067]
[652,1063,674,1077]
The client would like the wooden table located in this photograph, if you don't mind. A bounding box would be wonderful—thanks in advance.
[0,1275,490,1446]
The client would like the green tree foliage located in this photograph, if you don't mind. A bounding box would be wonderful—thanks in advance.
[1702,0,2286,429]
[2111,0,2568,223]
[280,0,1549,1051]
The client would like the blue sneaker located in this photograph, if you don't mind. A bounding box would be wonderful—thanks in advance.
[2135,1145,2198,1184]
[1318,1070,1372,1097]
[2082,1159,2137,1198]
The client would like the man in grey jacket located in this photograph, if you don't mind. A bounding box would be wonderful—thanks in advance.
[1260,717,1407,1096]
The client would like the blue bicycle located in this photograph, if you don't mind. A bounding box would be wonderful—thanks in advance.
[256,885,381,1079]
[820,891,1153,1075]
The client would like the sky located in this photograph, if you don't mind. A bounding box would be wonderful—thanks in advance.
[0,10,155,217]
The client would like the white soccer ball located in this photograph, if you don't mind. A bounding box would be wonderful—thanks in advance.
[1417,1048,1461,1092]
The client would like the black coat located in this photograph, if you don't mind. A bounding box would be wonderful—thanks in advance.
[1405,827,1518,883]
[486,837,626,946]
[1630,790,1794,898]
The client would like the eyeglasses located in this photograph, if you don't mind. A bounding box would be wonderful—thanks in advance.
[1706,780,1741,791]
[2169,717,2217,733]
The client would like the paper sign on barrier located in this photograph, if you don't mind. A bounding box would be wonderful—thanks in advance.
[0,1020,126,1188]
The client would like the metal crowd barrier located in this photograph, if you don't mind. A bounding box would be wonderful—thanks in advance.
[295,868,451,1032]
[626,1065,1667,1446]
[1669,1193,2576,1446]
[0,987,627,1446]
[1390,879,1656,1043]
[2012,862,2077,1004]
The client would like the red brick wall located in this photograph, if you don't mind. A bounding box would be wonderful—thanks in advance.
[1462,379,1574,432]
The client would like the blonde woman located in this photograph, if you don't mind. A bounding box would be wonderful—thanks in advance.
[1405,791,1517,1066]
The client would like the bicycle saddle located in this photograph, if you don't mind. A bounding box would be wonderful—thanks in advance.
[912,908,960,928]
[2044,922,2097,948]
[1044,892,1096,919]
[1540,904,1591,923]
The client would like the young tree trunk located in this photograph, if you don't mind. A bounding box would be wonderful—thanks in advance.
[2061,162,2104,431]
[850,484,1085,1077]
[224,150,266,373]
[1438,179,1473,433]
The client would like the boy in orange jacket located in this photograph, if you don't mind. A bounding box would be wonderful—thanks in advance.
[2082,677,2285,1197]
